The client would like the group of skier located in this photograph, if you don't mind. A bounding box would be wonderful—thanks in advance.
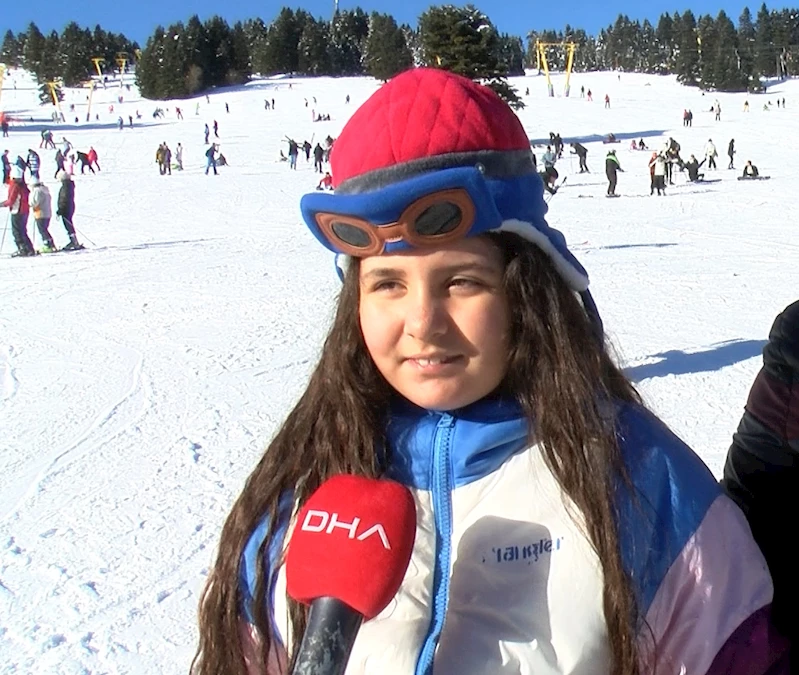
[1,164,82,257]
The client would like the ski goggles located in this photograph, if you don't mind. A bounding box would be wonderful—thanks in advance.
[300,166,505,257]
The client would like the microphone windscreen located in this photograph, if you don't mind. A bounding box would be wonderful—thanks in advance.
[286,474,416,620]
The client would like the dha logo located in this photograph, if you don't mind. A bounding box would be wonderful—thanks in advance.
[301,510,391,550]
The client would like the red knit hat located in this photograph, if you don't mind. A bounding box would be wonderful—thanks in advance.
[331,68,530,189]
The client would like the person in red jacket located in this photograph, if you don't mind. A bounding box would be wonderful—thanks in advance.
[2,165,34,256]
[87,146,101,172]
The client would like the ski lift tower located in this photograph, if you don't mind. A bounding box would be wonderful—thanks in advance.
[535,41,577,97]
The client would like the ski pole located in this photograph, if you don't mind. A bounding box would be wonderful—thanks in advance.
[0,211,8,253]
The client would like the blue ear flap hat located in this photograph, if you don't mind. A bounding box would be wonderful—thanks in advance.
[299,67,601,336]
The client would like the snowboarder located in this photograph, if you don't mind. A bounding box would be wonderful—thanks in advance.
[741,160,760,179]
[29,177,55,252]
[570,143,589,172]
[316,171,333,190]
[56,171,82,250]
[2,166,34,256]
[605,150,622,196]
[727,139,735,170]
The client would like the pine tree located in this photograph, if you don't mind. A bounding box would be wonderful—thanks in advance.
[229,21,252,84]
[262,8,301,75]
[298,17,331,76]
[61,22,94,86]
[22,23,45,76]
[244,18,270,75]
[418,5,522,108]
[363,12,412,81]
[737,8,757,85]
[674,10,700,85]
[713,11,748,90]
[697,14,718,88]
[183,15,210,93]
[754,3,775,77]
[40,31,61,83]
[135,27,164,99]
[1,30,22,67]
[329,9,369,75]
[655,14,675,73]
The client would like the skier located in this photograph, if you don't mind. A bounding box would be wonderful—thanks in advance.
[570,142,589,172]
[193,68,787,675]
[313,142,324,173]
[213,120,219,138]
[705,139,718,170]
[541,146,557,169]
[604,93,610,108]
[727,139,736,170]
[605,149,622,196]
[684,154,706,182]
[55,171,83,250]
[1,166,34,256]
[302,140,312,162]
[175,143,183,171]
[2,149,10,184]
[204,124,210,145]
[540,165,560,195]
[205,143,218,175]
[29,177,55,252]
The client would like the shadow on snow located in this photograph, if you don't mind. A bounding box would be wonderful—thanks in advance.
[625,339,767,382]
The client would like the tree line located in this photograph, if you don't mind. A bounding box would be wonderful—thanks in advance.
[1,2,797,105]
[1,23,138,87]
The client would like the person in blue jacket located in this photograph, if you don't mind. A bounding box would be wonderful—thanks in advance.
[192,68,789,675]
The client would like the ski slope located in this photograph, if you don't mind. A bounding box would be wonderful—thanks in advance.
[1,66,797,672]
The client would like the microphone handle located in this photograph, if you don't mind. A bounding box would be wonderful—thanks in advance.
[291,597,364,675]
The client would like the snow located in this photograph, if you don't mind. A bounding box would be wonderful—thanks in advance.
[1,67,796,672]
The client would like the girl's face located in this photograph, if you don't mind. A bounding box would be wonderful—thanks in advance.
[359,236,510,411]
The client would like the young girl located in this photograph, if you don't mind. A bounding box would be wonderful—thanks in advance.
[193,68,788,675]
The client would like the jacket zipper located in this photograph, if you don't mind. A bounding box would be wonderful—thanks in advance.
[414,413,455,675]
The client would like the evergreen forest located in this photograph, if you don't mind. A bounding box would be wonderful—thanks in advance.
[1,2,797,104]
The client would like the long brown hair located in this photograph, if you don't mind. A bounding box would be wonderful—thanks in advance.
[192,232,643,675]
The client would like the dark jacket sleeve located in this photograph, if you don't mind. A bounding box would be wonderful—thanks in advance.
[722,300,799,653]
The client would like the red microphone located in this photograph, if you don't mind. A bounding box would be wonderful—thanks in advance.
[286,474,416,675]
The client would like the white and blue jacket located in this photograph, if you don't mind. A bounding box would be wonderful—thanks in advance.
[239,398,788,674]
